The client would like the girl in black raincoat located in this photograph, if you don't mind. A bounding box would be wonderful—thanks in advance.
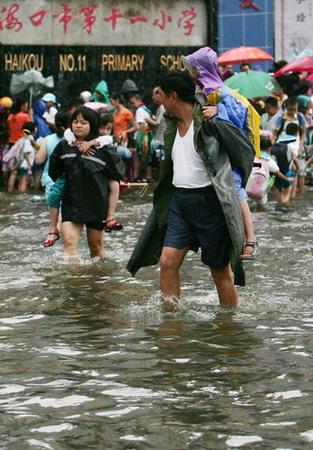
[49,106,123,258]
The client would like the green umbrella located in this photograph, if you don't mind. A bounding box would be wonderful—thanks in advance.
[224,70,281,98]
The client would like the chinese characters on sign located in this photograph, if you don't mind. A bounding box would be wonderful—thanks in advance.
[294,0,313,22]
[0,2,198,35]
[0,0,207,47]
[0,4,23,31]
[274,0,313,61]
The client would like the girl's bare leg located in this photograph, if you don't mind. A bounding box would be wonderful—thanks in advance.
[62,221,83,255]
[86,227,105,258]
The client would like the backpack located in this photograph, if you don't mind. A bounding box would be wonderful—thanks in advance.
[271,141,290,174]
[2,137,25,170]
[246,158,270,199]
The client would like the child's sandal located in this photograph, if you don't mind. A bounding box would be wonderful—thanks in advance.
[240,241,260,260]
[105,219,123,232]
[44,231,60,247]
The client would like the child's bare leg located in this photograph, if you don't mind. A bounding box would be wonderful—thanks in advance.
[240,199,256,243]
[18,175,29,193]
[279,186,292,204]
[106,180,120,222]
[7,170,18,192]
[240,199,257,258]
[44,207,61,247]
[298,175,305,193]
[277,189,283,203]
[290,175,298,198]
[49,207,60,233]
[134,158,143,180]
[105,180,123,231]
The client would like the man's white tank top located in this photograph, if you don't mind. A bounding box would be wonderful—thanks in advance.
[172,120,212,188]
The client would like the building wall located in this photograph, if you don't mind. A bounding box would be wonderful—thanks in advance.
[218,0,274,71]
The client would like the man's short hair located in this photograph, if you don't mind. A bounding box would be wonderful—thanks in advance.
[286,122,299,135]
[156,70,195,104]
[240,63,251,70]
[264,96,278,108]
[129,93,141,102]
[297,80,312,95]
[285,96,298,107]
[67,97,84,111]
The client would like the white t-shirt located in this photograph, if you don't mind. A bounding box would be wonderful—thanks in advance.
[287,140,298,169]
[134,106,151,137]
[172,121,211,188]
[260,111,281,133]
[267,156,279,173]
[135,106,150,125]
[20,138,35,169]
[43,106,58,124]
[154,104,166,146]
[155,104,165,124]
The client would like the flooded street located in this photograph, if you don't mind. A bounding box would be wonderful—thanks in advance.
[0,187,312,449]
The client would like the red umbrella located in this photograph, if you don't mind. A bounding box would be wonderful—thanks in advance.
[274,57,313,76]
[218,46,274,65]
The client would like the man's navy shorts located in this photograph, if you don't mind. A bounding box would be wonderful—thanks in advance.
[163,187,231,269]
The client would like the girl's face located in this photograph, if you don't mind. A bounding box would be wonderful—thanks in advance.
[99,122,113,136]
[109,98,118,107]
[72,113,91,140]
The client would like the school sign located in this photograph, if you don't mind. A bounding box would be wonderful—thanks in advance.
[0,0,218,101]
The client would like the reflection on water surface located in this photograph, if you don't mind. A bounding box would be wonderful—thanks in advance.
[0,188,312,448]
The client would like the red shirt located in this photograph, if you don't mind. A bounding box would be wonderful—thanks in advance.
[7,111,32,143]
[113,108,134,143]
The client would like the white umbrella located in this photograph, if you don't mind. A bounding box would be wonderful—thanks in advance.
[10,70,54,107]
[84,102,112,111]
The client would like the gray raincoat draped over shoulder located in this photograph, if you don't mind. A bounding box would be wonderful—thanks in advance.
[126,93,255,286]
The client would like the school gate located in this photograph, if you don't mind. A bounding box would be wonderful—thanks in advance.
[0,0,218,104]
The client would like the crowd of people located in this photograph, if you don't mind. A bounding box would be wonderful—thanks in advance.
[0,47,312,309]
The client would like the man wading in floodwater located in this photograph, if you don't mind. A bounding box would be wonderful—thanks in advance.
[126,70,255,310]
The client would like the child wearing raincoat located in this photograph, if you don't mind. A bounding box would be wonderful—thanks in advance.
[92,81,111,105]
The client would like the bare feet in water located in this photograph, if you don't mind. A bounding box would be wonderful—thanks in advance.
[161,294,181,312]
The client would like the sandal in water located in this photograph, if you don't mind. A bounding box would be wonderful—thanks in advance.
[44,231,60,247]
[240,241,260,260]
